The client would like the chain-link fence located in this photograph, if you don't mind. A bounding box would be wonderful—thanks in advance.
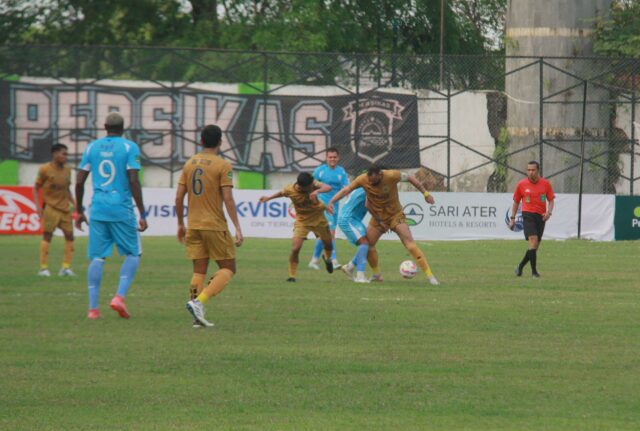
[0,45,638,194]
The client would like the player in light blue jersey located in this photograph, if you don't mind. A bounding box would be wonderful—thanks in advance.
[75,112,148,320]
[308,148,349,271]
[336,187,371,283]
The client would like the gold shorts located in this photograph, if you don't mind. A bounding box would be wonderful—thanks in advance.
[185,229,236,261]
[368,212,407,233]
[293,220,332,241]
[42,206,73,234]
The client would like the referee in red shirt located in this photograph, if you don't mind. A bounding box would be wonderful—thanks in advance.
[508,161,555,278]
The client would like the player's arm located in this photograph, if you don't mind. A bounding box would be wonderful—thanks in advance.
[127,169,147,232]
[175,183,187,244]
[543,200,554,221]
[33,181,43,219]
[543,182,555,221]
[309,181,331,202]
[406,173,435,205]
[259,191,284,202]
[326,186,352,215]
[75,169,89,231]
[509,200,520,230]
[222,186,243,247]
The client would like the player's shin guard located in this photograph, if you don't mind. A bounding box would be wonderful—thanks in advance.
[331,239,337,261]
[312,239,323,260]
[63,240,73,269]
[88,258,105,309]
[355,244,369,272]
[406,242,433,277]
[367,247,380,274]
[116,255,140,298]
[190,273,205,300]
[197,269,234,303]
[39,240,50,269]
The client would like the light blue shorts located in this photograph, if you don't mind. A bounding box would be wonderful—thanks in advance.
[88,218,141,260]
[338,218,367,246]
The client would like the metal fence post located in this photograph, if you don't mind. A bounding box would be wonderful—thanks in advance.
[577,80,588,239]
[539,57,544,175]
[262,52,268,190]
[631,62,637,196]
[446,57,451,191]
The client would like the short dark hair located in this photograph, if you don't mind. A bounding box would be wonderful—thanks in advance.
[201,125,222,148]
[367,165,382,176]
[51,143,68,154]
[528,161,540,170]
[296,172,314,187]
[104,112,124,134]
[326,147,339,155]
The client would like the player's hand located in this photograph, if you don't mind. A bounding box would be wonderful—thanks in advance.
[235,231,244,247]
[425,194,435,205]
[542,212,551,221]
[508,220,515,231]
[138,218,148,232]
[326,203,335,215]
[177,225,186,244]
[259,196,269,203]
[75,213,87,231]
[309,191,319,202]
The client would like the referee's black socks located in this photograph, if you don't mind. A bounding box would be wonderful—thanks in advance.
[529,249,538,274]
[518,249,531,271]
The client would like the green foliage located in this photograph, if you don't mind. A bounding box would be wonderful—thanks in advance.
[0,0,506,56]
[593,0,640,58]
[490,127,509,192]
[1,236,640,429]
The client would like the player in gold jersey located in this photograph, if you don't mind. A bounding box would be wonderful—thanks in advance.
[328,165,440,285]
[33,143,76,277]
[260,173,334,281]
[176,125,243,328]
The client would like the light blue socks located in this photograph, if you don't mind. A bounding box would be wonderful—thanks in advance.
[88,258,105,309]
[354,244,369,271]
[116,255,140,297]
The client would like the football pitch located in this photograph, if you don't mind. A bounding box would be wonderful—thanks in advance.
[1,236,639,430]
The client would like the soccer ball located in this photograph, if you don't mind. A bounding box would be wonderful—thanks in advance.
[399,260,418,279]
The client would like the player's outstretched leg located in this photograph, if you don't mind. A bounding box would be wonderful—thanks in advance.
[38,235,51,276]
[321,240,334,274]
[109,255,139,319]
[353,243,369,283]
[190,273,206,327]
[309,240,323,270]
[58,238,76,276]
[87,258,105,319]
[405,241,439,285]
[187,266,234,327]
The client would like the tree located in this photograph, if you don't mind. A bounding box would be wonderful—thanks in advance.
[593,0,640,58]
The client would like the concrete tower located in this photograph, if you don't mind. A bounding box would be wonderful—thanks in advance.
[505,0,613,192]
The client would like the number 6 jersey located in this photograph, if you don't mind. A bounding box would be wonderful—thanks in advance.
[178,152,233,231]
[79,136,141,222]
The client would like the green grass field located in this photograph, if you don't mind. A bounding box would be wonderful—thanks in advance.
[1,236,639,430]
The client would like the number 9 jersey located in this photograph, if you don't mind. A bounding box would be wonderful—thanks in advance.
[79,136,141,222]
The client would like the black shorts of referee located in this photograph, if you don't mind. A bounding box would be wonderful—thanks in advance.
[522,211,545,240]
